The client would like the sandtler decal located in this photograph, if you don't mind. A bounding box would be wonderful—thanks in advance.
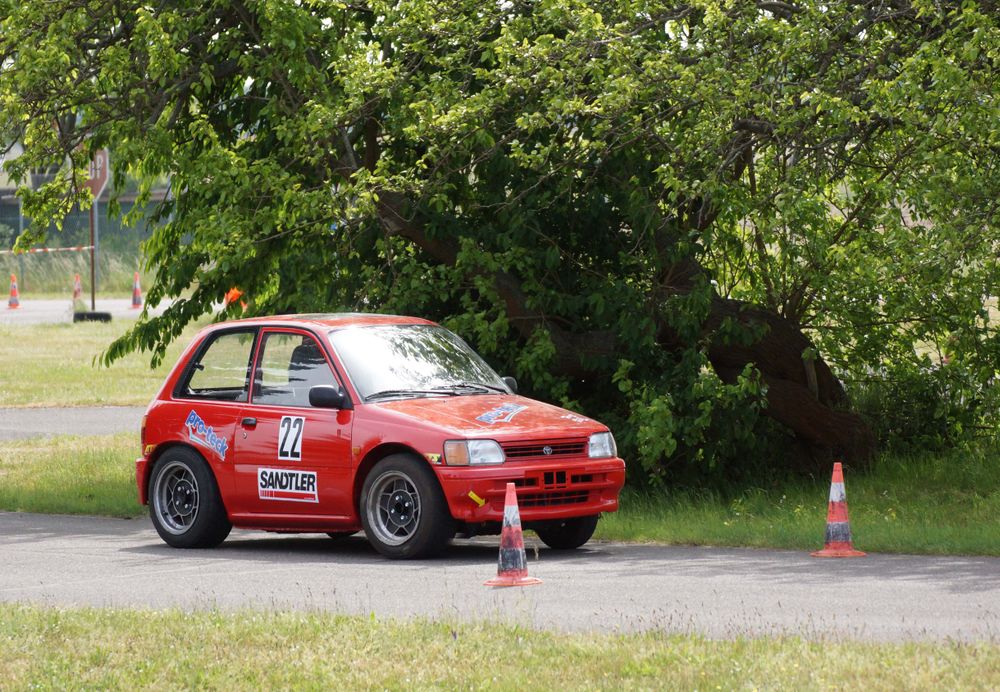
[258,467,319,503]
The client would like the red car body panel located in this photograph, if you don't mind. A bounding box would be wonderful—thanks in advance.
[137,314,626,534]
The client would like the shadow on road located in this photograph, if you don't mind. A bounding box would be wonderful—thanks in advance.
[4,512,999,596]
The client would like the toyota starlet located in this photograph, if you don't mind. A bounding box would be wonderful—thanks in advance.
[137,313,626,558]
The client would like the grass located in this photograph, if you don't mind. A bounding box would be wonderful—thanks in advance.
[0,434,142,517]
[1,605,997,689]
[0,321,195,407]
[4,433,1000,556]
[598,447,1000,556]
[1,250,149,298]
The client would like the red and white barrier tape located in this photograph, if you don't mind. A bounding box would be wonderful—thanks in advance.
[0,245,94,256]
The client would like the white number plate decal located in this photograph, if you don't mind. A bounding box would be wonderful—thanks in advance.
[278,416,304,460]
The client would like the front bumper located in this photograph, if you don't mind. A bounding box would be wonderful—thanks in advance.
[435,457,626,522]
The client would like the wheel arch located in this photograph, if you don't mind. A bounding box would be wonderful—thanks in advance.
[143,442,217,505]
[353,443,435,516]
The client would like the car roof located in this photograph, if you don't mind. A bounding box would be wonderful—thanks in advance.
[204,312,439,332]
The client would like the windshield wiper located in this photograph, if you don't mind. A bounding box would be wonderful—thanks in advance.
[431,381,507,394]
[365,389,458,402]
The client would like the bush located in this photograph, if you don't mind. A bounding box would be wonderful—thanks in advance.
[849,361,1000,452]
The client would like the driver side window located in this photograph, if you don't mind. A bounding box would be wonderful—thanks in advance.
[253,332,336,407]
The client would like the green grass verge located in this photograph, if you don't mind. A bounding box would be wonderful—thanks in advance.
[5,434,1000,556]
[0,321,194,407]
[598,446,1000,556]
[0,434,142,517]
[1,606,997,689]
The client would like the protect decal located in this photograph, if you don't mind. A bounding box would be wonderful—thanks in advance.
[476,402,527,425]
[184,410,229,460]
[258,468,318,503]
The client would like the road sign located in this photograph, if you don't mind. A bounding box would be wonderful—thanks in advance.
[85,149,109,199]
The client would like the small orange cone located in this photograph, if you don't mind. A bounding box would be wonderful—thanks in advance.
[72,273,82,301]
[130,272,143,308]
[812,462,866,558]
[8,273,20,309]
[484,482,542,587]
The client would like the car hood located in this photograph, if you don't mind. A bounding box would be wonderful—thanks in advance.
[370,394,604,438]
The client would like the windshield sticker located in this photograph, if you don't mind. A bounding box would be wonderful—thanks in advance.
[476,402,527,425]
[185,410,229,461]
[258,468,318,503]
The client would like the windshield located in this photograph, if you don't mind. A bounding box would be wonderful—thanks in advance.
[327,324,509,401]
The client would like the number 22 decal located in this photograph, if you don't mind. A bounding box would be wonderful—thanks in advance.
[278,416,304,460]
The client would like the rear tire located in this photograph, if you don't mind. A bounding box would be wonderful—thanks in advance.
[534,515,599,550]
[360,454,454,559]
[149,447,231,548]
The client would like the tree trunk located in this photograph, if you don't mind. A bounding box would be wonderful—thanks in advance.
[376,191,875,468]
[703,295,875,467]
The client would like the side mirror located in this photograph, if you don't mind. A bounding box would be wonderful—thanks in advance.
[309,384,352,410]
[502,376,518,394]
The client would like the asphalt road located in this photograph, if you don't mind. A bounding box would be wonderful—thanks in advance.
[0,406,145,440]
[0,299,169,326]
[2,512,997,642]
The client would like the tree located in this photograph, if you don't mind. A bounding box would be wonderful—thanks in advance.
[3,0,1000,479]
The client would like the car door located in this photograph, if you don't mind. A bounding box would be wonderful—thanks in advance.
[229,328,354,522]
[169,328,259,501]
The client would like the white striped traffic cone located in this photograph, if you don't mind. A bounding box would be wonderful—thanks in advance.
[812,462,866,558]
[484,483,542,587]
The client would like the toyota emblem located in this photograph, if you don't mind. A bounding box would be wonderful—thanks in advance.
[542,445,553,455]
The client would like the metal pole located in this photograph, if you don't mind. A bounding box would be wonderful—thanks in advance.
[17,198,24,292]
[94,194,100,296]
[89,203,96,311]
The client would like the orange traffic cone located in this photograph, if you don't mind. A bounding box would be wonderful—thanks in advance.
[8,273,20,309]
[72,273,82,301]
[484,482,542,587]
[812,462,866,558]
[130,272,143,308]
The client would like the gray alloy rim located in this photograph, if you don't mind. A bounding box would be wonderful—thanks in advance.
[366,470,422,547]
[152,460,200,535]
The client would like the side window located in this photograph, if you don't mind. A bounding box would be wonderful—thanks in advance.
[253,332,336,407]
[180,331,255,402]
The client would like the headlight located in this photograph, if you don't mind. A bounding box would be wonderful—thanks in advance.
[588,432,617,459]
[444,439,505,466]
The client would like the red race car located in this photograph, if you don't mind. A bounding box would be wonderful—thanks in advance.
[137,313,625,558]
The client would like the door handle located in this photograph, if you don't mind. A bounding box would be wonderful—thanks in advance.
[241,417,257,428]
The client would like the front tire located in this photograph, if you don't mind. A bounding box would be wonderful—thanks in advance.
[534,515,599,550]
[149,447,231,548]
[360,454,454,559]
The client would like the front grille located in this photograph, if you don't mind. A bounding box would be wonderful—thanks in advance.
[502,439,587,460]
[518,490,590,507]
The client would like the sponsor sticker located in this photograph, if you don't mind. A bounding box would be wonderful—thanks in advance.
[475,402,527,425]
[424,453,441,464]
[258,467,318,503]
[184,410,229,461]
[560,413,588,424]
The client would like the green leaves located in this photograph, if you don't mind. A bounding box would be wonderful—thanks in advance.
[4,0,1000,479]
